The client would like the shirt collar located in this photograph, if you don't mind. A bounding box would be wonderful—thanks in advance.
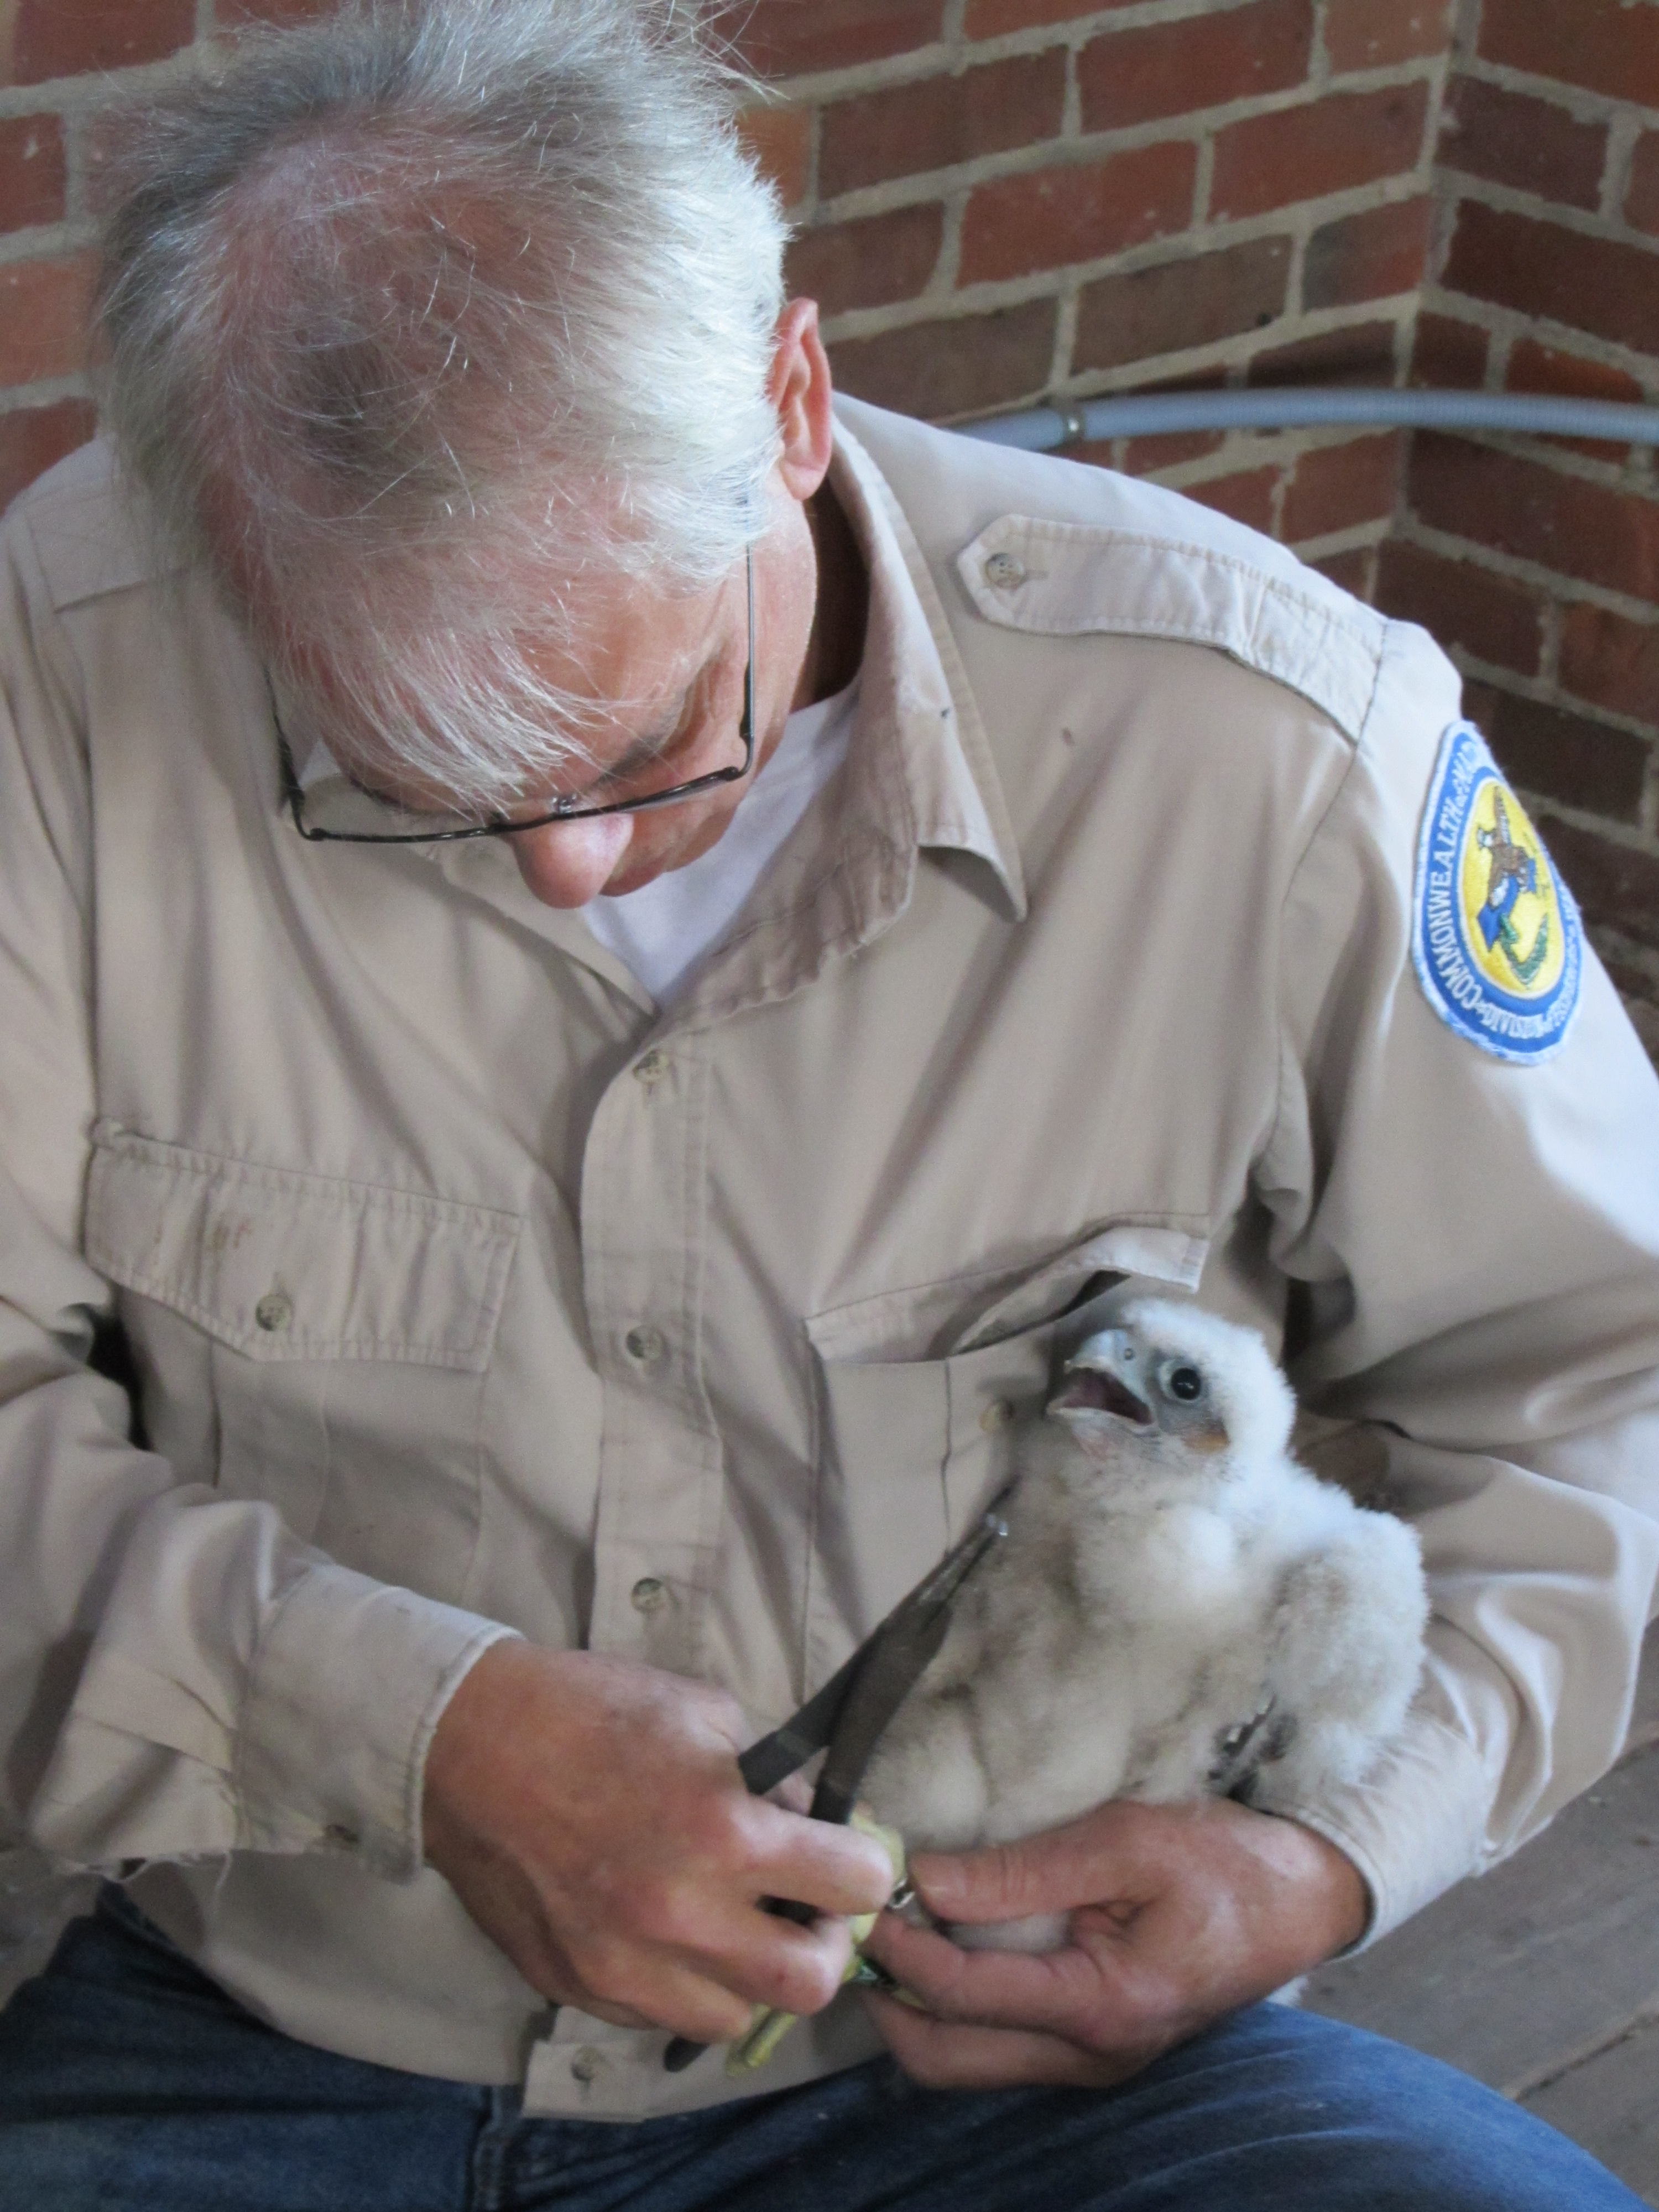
[413,408,1028,1022]
[827,409,1025,921]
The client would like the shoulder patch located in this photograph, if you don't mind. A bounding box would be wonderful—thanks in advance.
[1412,722,1581,1065]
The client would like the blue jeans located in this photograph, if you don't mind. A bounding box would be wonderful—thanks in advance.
[0,1886,1644,2212]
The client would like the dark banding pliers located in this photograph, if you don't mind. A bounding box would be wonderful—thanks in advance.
[662,1489,1013,2072]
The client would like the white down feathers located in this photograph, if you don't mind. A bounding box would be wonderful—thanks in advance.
[862,1298,1428,1948]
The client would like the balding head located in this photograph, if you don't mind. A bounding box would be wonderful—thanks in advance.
[97,0,789,807]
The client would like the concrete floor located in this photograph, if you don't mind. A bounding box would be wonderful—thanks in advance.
[6,1629,1658,2197]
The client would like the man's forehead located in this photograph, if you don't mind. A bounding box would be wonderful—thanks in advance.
[530,565,729,732]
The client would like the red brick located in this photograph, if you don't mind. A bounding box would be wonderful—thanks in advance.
[216,0,335,22]
[1627,132,1659,239]
[1305,196,1432,309]
[959,142,1197,286]
[739,103,811,211]
[1183,467,1279,534]
[965,0,1140,32]
[4,0,195,84]
[1463,685,1650,826]
[1074,236,1290,374]
[81,103,139,221]
[1438,76,1608,212]
[1079,0,1313,134]
[1629,1001,1659,1067]
[1313,547,1376,597]
[1120,427,1228,473]
[827,299,1056,421]
[1077,370,1228,471]
[717,0,946,79]
[1324,0,1452,72]
[1211,83,1431,221]
[1505,339,1647,463]
[0,253,97,386]
[1607,976,1659,1065]
[1283,431,1404,542]
[1375,542,1544,673]
[0,113,65,233]
[0,397,96,514]
[1537,816,1659,950]
[1479,0,1659,112]
[786,204,943,316]
[1560,603,1659,724]
[1410,433,1659,606]
[1598,945,1659,1020]
[1410,311,1489,389]
[1444,201,1659,364]
[818,52,1066,197]
[1506,340,1644,407]
[1247,318,1397,385]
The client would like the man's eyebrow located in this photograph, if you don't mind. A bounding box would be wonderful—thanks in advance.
[588,680,697,789]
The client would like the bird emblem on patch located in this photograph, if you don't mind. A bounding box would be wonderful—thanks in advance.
[1412,721,1581,1063]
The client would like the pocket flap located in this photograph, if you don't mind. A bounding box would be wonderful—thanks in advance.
[952,1220,1207,1353]
[805,1218,1208,1365]
[85,1125,520,1370]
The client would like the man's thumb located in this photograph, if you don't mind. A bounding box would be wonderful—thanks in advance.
[910,1834,1067,1926]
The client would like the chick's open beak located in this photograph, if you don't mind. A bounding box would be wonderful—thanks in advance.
[1047,1332,1154,1427]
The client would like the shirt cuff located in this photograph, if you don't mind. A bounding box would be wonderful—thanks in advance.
[1253,1705,1496,1947]
[235,1559,518,1879]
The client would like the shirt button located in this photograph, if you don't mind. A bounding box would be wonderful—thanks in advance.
[983,550,1027,591]
[980,1398,1016,1434]
[630,1576,669,1614]
[624,1324,666,1364]
[254,1290,293,1333]
[634,1050,667,1084]
[570,2047,604,2085]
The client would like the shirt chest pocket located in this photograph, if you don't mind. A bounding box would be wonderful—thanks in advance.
[84,1125,521,1604]
[802,1219,1208,1684]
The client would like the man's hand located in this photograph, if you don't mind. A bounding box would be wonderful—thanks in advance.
[862,1796,1369,2090]
[421,1641,896,2044]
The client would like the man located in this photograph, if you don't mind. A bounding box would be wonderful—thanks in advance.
[1,1,1655,2205]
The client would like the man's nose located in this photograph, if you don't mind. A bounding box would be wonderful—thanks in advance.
[507,812,634,907]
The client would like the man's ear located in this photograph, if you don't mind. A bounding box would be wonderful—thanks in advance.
[768,297,835,504]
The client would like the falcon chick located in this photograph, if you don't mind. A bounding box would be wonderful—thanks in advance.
[862,1298,1428,1950]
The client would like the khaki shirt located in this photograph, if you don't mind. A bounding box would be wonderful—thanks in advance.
[2,397,1657,2120]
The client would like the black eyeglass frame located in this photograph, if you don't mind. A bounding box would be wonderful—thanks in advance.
[275,551,756,845]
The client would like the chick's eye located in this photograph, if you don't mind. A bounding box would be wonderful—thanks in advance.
[1162,1361,1204,1403]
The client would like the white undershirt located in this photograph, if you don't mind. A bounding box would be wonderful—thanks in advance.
[581,674,860,1004]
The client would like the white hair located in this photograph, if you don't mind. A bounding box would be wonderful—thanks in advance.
[96,0,789,805]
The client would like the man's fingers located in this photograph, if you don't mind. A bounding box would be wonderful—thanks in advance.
[770,1772,814,1817]
[693,1903,858,2020]
[752,1806,896,1919]
[564,1911,851,2043]
[910,1813,1142,1927]
[578,1954,757,2046]
[564,1993,666,2033]
[865,1993,1135,2091]
[863,1911,1095,2032]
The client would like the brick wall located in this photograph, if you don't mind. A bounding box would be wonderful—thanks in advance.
[1386,0,1659,1056]
[738,0,1452,593]
[0,0,1655,1047]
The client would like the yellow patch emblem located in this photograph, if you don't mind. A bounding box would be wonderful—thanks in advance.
[1413,723,1581,1062]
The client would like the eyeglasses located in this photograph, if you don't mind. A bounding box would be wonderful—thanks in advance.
[275,552,755,844]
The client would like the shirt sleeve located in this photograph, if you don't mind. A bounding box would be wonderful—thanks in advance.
[0,505,516,1884]
[1253,612,1659,1941]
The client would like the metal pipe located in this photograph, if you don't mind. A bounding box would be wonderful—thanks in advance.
[955,387,1659,451]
